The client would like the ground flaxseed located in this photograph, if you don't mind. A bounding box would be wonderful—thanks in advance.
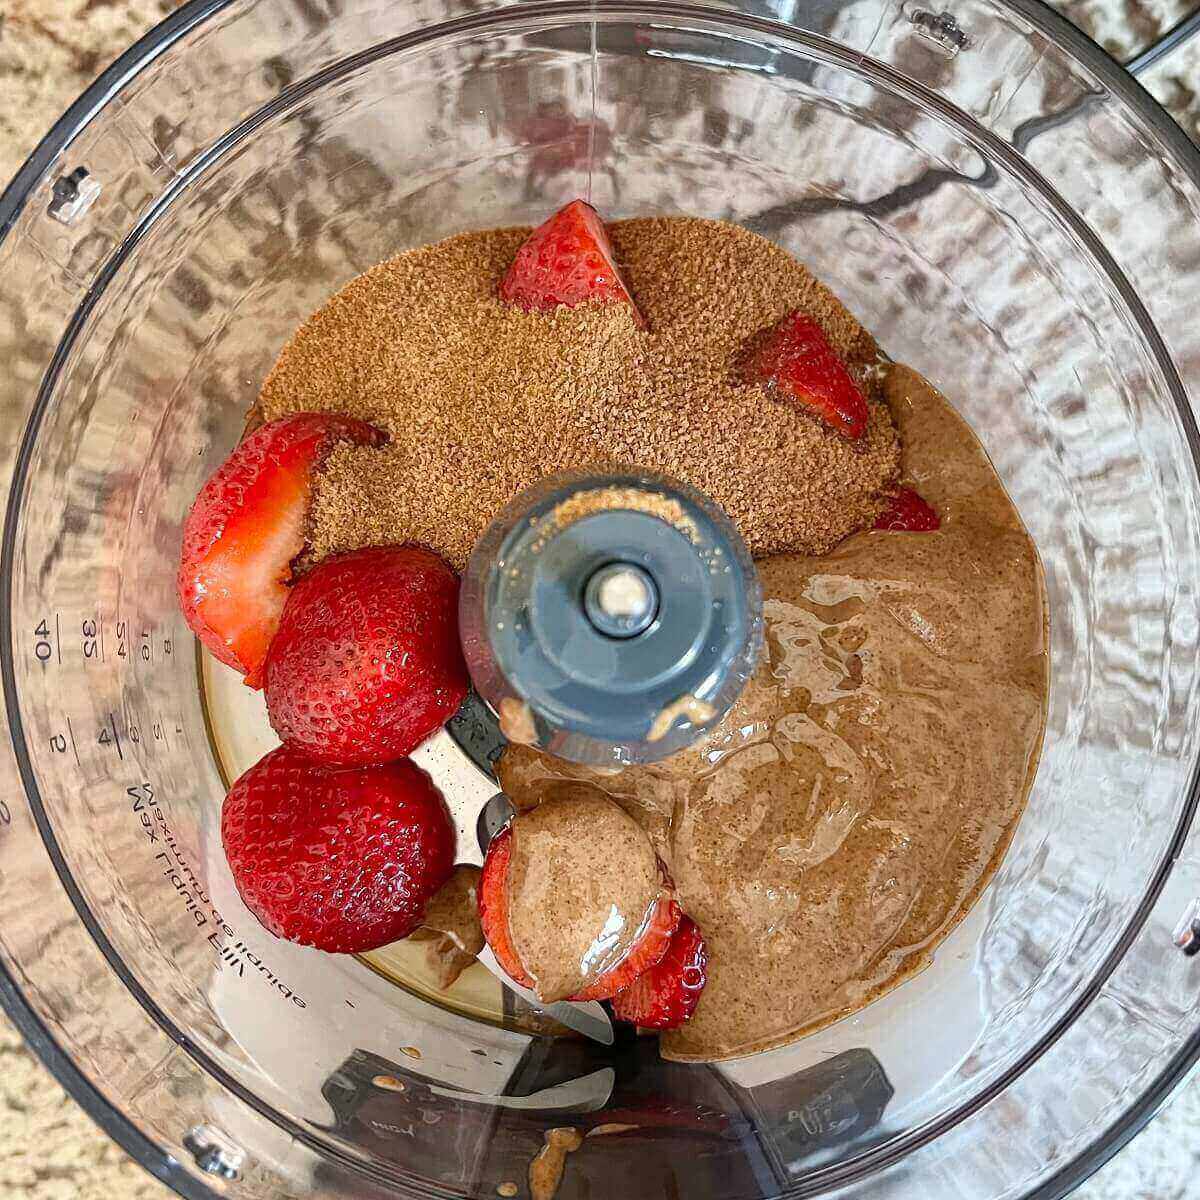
[256,217,900,569]
[550,486,698,541]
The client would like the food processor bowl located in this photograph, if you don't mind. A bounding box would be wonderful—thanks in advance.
[3,1,1200,1197]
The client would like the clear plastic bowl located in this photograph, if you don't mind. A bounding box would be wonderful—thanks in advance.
[3,2,1200,1198]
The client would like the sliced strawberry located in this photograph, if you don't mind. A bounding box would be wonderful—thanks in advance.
[746,310,869,439]
[569,894,681,1001]
[610,916,708,1030]
[477,827,534,987]
[874,487,940,532]
[499,199,645,326]
[178,413,384,687]
[477,825,679,1000]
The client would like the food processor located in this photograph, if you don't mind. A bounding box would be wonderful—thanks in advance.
[4,1,1200,1197]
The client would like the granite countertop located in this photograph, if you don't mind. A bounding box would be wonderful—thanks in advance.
[3,2,1200,1199]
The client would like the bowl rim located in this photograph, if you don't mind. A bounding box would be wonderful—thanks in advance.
[2,2,1199,1198]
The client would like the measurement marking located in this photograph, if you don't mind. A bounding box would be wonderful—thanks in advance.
[99,617,105,662]
[159,716,169,747]
[109,712,124,760]
[55,614,61,664]
[125,706,144,756]
[64,715,81,767]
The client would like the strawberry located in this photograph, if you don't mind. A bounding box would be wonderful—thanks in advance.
[178,414,383,687]
[476,826,679,1000]
[221,744,455,953]
[499,199,644,325]
[477,827,535,987]
[874,487,940,532]
[264,545,468,765]
[569,894,681,1001]
[610,916,708,1030]
[746,310,869,439]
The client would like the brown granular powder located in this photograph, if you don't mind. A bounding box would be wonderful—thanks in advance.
[257,217,900,570]
[550,486,698,541]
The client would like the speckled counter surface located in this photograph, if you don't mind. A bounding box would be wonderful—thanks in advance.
[3,2,1200,1198]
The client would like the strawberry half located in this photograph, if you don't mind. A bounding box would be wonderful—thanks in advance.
[611,916,708,1030]
[477,827,535,987]
[178,414,384,687]
[499,199,645,325]
[746,310,869,439]
[476,825,679,1000]
[874,487,940,532]
[221,744,455,953]
[569,893,681,1001]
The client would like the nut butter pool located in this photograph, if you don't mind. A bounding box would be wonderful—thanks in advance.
[500,364,1048,1061]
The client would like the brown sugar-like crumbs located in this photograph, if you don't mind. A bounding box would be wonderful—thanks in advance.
[256,217,901,569]
[550,486,698,541]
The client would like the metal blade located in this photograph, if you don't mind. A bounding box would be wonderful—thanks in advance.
[477,946,614,1046]
[428,1068,615,1112]
[446,689,506,782]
